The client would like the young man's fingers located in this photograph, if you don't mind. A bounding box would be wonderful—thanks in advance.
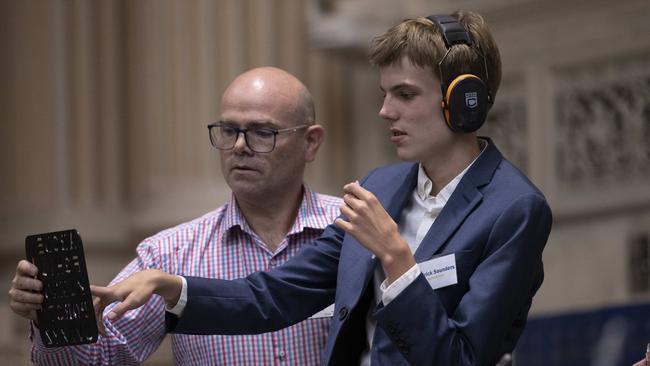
[342,194,363,211]
[342,182,361,195]
[95,313,106,336]
[92,296,103,317]
[107,292,144,321]
[90,285,120,303]
[334,217,353,233]
[97,321,106,336]
[92,296,107,335]
[344,182,377,204]
[339,205,358,223]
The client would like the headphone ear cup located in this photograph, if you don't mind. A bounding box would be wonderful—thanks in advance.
[445,74,488,133]
[440,100,453,130]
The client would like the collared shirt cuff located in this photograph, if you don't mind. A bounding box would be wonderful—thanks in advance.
[165,275,187,316]
[379,264,421,305]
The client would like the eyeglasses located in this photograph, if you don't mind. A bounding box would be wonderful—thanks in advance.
[207,122,309,153]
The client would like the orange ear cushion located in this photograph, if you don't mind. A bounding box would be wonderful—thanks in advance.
[443,108,452,129]
[445,74,482,104]
[440,100,452,128]
[443,75,480,130]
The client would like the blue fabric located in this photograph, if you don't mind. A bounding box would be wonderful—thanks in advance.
[515,303,650,366]
[166,138,553,366]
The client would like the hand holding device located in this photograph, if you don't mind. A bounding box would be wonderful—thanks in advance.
[24,229,98,347]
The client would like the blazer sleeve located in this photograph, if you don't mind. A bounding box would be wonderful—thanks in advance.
[373,193,552,366]
[165,222,344,335]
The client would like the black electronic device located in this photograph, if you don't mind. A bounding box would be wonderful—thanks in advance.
[427,14,492,133]
[25,229,98,347]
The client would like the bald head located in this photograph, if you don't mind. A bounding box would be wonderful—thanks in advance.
[216,67,325,205]
[221,67,315,126]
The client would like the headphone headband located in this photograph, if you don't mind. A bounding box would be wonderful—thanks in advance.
[426,15,472,48]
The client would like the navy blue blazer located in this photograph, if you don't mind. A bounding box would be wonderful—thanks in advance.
[166,138,553,366]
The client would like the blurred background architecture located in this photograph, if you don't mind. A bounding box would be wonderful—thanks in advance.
[1,0,649,364]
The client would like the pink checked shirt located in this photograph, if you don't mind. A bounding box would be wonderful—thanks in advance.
[30,186,342,365]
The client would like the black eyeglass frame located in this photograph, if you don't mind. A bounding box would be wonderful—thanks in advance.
[207,122,310,153]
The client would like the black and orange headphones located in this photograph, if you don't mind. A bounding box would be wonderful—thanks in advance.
[427,15,493,133]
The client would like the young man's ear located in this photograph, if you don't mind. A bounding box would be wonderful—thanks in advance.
[304,124,325,162]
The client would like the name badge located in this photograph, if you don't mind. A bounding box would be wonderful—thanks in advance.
[309,303,335,319]
[419,253,458,290]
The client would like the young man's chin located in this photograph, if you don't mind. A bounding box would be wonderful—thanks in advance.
[394,148,419,163]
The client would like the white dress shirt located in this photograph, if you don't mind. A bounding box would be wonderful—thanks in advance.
[360,141,485,365]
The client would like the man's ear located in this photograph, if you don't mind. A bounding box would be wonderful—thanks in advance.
[304,124,325,162]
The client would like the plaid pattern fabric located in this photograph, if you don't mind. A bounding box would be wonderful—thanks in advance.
[31,186,342,365]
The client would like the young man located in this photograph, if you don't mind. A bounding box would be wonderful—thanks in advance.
[8,67,340,365]
[91,11,552,365]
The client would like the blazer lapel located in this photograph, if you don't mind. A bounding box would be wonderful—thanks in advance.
[413,137,503,261]
[413,182,482,261]
[381,164,419,223]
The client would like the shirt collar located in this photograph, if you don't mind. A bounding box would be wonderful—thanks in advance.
[416,138,488,201]
[222,184,330,237]
[287,184,332,235]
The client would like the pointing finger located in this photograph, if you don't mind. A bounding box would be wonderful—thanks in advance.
[90,285,120,303]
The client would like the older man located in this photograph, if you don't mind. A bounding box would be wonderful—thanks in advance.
[9,67,340,365]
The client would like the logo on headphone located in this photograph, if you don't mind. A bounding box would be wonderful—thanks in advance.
[465,92,478,109]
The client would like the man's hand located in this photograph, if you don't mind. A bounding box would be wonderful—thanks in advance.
[335,181,416,283]
[8,260,43,322]
[91,269,182,334]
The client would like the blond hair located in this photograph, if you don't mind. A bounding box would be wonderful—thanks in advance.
[368,10,502,103]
